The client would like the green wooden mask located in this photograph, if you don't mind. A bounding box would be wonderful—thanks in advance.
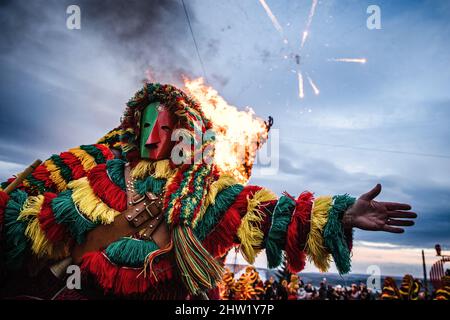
[139,102,159,158]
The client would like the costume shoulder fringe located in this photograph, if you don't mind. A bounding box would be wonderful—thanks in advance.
[237,188,277,264]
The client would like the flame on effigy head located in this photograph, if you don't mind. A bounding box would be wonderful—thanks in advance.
[183,77,269,184]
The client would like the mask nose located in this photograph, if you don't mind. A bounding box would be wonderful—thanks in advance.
[145,122,160,148]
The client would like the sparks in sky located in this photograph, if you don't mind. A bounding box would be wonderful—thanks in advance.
[301,31,309,48]
[306,74,320,95]
[329,58,368,64]
[258,0,289,44]
[300,0,318,48]
[297,71,305,99]
[257,0,365,100]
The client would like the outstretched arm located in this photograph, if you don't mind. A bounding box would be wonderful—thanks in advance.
[198,181,416,274]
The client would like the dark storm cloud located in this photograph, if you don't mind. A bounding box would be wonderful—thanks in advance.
[72,0,193,72]
[0,0,194,76]
[0,0,197,169]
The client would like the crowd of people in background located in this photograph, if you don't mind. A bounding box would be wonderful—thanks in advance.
[218,266,450,300]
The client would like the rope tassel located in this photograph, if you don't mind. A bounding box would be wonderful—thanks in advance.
[173,225,224,295]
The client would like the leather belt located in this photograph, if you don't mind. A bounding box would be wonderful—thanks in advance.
[71,163,170,264]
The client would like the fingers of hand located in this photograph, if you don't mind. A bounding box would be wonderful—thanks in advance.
[381,202,412,211]
[386,218,415,227]
[382,225,405,233]
[387,210,417,219]
[360,183,382,201]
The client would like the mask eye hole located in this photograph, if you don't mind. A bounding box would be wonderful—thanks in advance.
[161,125,171,132]
[144,123,150,128]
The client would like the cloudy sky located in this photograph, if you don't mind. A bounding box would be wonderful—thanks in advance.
[0,0,449,277]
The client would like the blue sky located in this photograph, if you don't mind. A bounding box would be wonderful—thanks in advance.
[0,0,449,276]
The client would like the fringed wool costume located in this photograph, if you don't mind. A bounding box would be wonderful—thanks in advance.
[434,275,450,300]
[381,275,422,300]
[0,83,356,299]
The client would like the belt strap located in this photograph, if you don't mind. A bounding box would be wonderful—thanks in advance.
[71,163,170,264]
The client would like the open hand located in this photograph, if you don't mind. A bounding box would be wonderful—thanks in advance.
[343,184,417,233]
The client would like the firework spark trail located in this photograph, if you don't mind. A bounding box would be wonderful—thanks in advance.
[300,0,318,48]
[301,31,309,48]
[258,0,289,44]
[329,58,367,64]
[297,71,305,99]
[306,74,320,95]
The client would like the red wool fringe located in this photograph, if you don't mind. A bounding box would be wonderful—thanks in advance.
[94,144,115,161]
[0,191,10,228]
[258,200,278,237]
[285,191,314,273]
[81,252,118,292]
[202,185,263,258]
[32,165,54,189]
[38,192,68,243]
[87,164,127,212]
[113,267,150,295]
[60,151,86,180]
[126,150,141,167]
[203,207,242,258]
[80,251,177,297]
[233,185,263,217]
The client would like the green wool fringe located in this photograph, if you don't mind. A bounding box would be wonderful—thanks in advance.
[173,225,224,295]
[265,195,296,269]
[52,190,97,244]
[24,174,47,193]
[50,154,73,183]
[105,237,159,267]
[98,128,122,146]
[323,194,356,274]
[194,184,244,241]
[3,189,29,270]
[106,159,126,190]
[80,144,106,164]
[118,131,137,157]
[134,176,166,196]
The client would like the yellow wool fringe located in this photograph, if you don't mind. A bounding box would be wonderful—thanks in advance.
[306,196,333,272]
[69,178,120,224]
[45,159,67,192]
[18,195,68,259]
[154,160,176,179]
[131,160,155,179]
[237,188,278,264]
[22,179,31,189]
[69,147,97,172]
[131,159,176,180]
[97,128,125,143]
[193,174,239,228]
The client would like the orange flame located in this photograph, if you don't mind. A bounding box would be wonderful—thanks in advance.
[183,77,270,184]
